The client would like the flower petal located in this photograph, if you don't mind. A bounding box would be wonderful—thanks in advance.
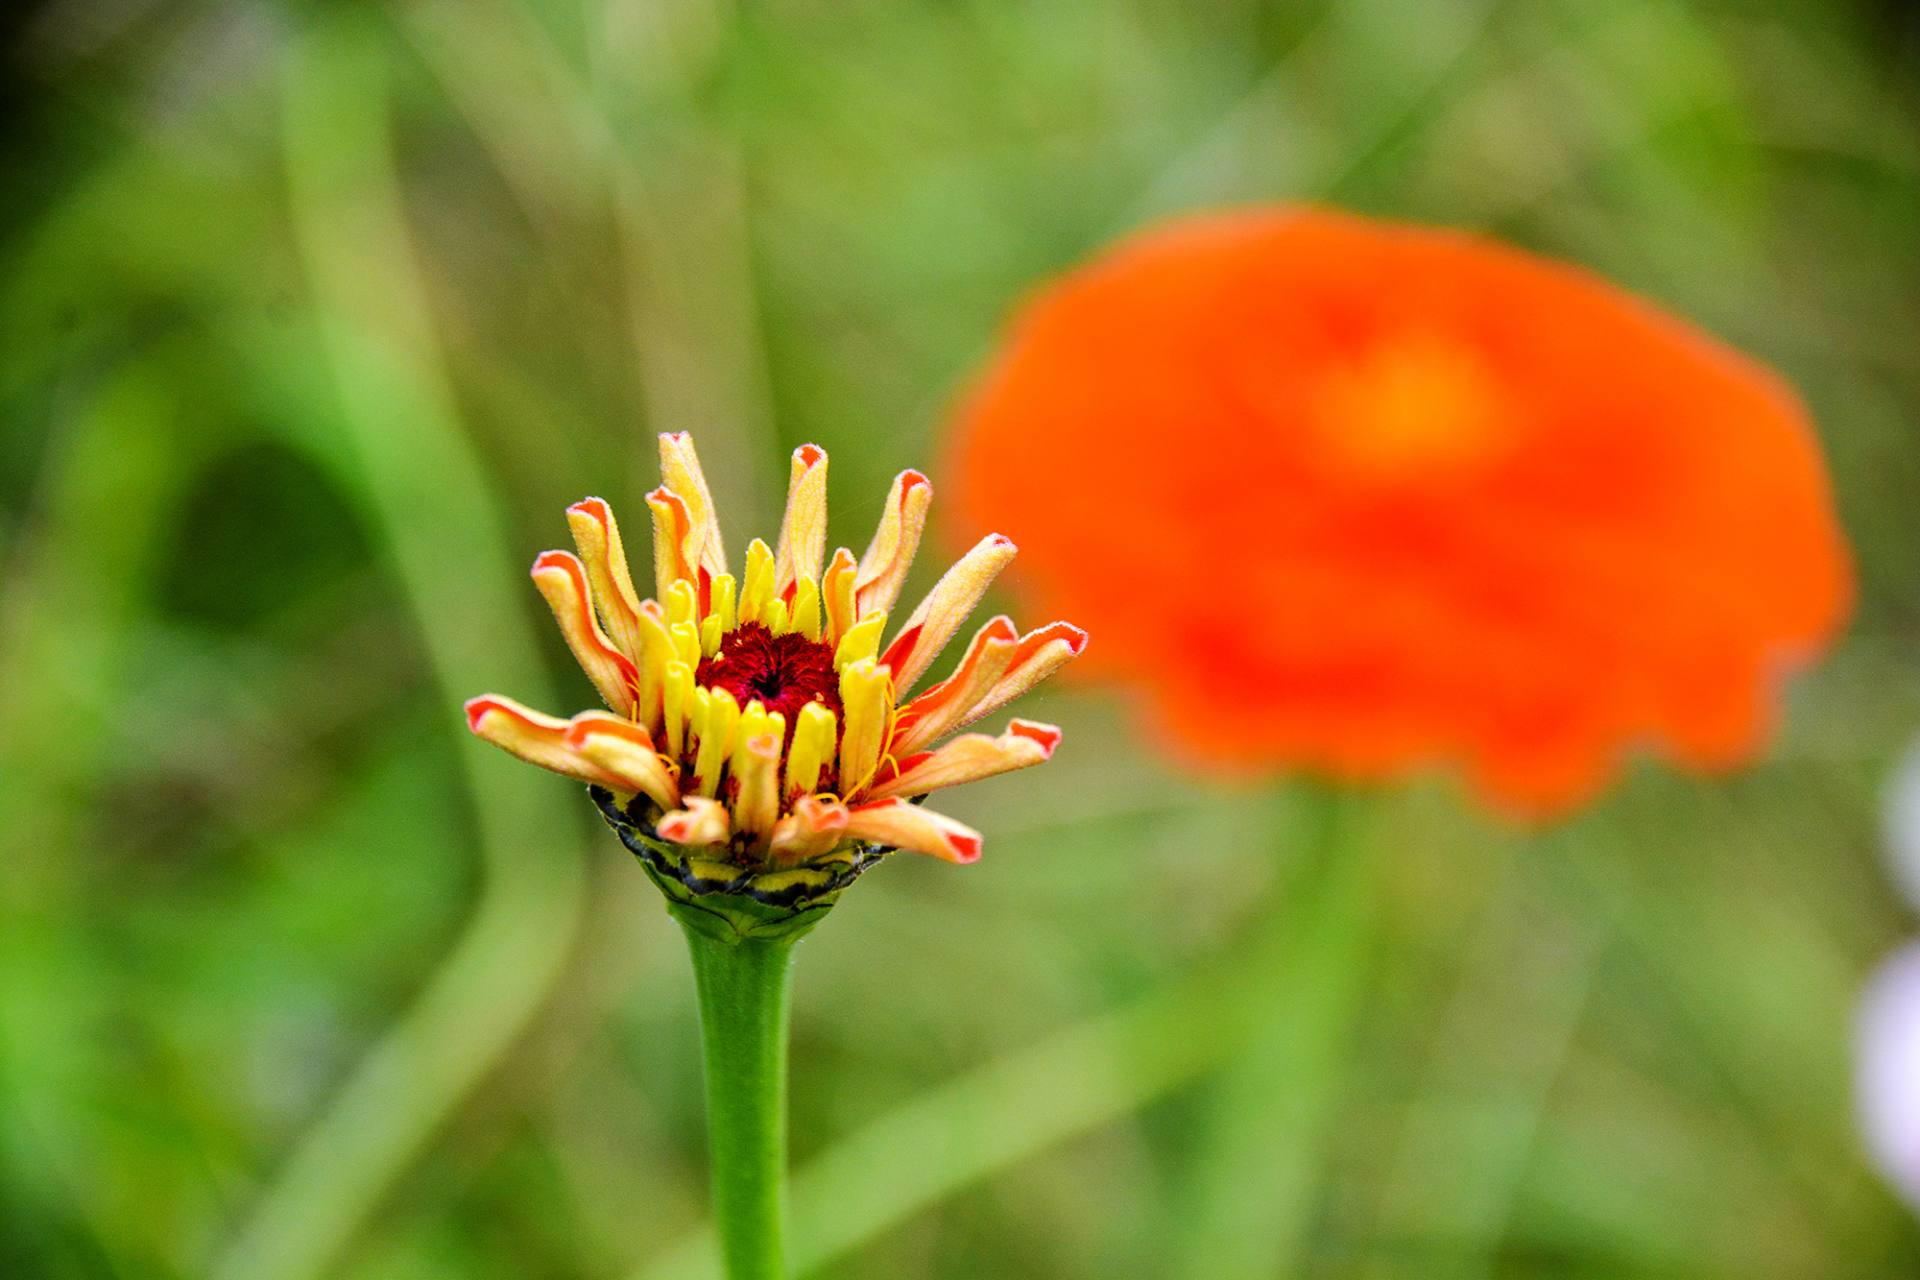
[531,550,640,715]
[956,620,1088,731]
[822,547,859,647]
[657,795,731,849]
[465,695,626,790]
[768,794,850,865]
[730,728,783,844]
[843,798,982,863]
[1859,944,1920,1211]
[854,469,931,618]
[866,719,1061,801]
[879,533,1017,694]
[774,443,829,595]
[564,712,681,812]
[658,431,728,580]
[838,658,894,798]
[889,615,1019,756]
[565,497,648,663]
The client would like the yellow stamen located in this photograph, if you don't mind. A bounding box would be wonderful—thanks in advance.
[670,620,701,670]
[739,538,776,626]
[838,658,893,795]
[790,577,822,642]
[691,687,739,799]
[666,579,698,630]
[835,612,886,671]
[707,572,738,633]
[785,700,837,800]
[662,660,693,757]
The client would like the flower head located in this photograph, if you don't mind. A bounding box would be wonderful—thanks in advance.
[466,434,1084,892]
[945,206,1851,814]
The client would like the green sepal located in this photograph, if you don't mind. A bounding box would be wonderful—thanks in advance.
[590,787,891,944]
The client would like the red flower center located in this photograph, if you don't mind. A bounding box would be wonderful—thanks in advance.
[694,622,844,738]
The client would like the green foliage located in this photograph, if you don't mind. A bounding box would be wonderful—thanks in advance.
[3,0,1920,1276]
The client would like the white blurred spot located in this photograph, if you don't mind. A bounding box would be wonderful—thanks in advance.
[1859,944,1920,1211]
[1883,741,1920,915]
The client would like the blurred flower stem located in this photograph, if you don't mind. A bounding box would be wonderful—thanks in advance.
[214,18,587,1280]
[634,788,1376,1280]
[683,928,798,1280]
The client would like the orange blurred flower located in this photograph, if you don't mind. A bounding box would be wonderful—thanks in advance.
[945,207,1851,813]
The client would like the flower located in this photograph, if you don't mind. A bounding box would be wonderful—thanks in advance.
[465,433,1085,877]
[1860,944,1920,1213]
[944,206,1851,813]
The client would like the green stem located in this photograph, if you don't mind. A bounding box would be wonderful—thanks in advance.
[681,924,797,1280]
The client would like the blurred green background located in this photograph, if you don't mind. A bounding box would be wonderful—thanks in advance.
[5,0,1920,1276]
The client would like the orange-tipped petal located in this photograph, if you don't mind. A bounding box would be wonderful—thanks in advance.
[773,444,829,594]
[465,695,627,790]
[843,798,982,864]
[659,431,728,580]
[565,712,681,812]
[646,485,695,600]
[768,794,850,865]
[657,796,731,849]
[530,550,640,715]
[879,533,1018,695]
[731,730,783,844]
[867,719,1062,801]
[854,469,931,618]
[565,497,647,663]
[889,615,1020,756]
[948,620,1088,732]
[822,547,859,648]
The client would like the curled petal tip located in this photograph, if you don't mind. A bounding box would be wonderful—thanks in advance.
[464,696,503,732]
[1009,719,1063,754]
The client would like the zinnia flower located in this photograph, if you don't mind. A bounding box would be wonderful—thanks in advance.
[465,433,1084,885]
[945,206,1851,812]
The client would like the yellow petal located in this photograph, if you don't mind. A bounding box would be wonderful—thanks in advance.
[879,534,1017,695]
[662,659,694,758]
[768,794,850,865]
[646,484,695,601]
[773,443,828,594]
[730,728,783,845]
[690,686,740,799]
[865,719,1061,801]
[530,550,639,716]
[658,431,728,579]
[565,712,681,812]
[790,577,822,642]
[464,695,626,790]
[821,547,859,647]
[855,469,931,618]
[565,498,647,663]
[834,612,886,671]
[738,537,776,626]
[837,657,893,797]
[888,615,1019,756]
[959,620,1089,730]
[784,700,838,802]
[843,798,982,863]
[657,795,731,848]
